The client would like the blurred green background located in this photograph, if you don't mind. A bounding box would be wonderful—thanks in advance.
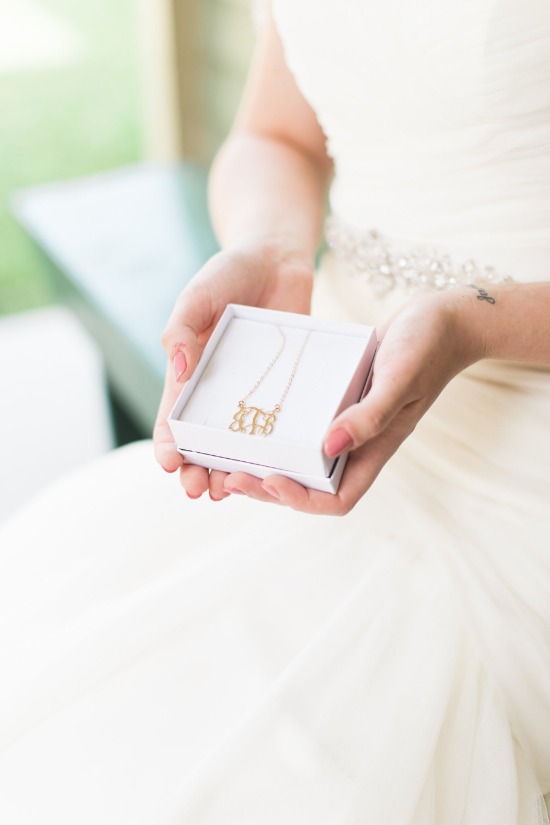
[0,0,254,521]
[0,0,142,315]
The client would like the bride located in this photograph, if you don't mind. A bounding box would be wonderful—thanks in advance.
[1,1,549,822]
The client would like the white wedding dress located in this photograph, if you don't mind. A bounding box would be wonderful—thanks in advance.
[1,1,550,822]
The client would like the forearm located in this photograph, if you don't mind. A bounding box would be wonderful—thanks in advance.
[208,131,332,270]
[448,281,550,365]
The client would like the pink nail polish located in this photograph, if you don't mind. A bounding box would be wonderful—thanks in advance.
[324,428,353,458]
[174,351,187,381]
[262,484,280,499]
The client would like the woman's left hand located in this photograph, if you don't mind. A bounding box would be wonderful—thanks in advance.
[221,288,489,514]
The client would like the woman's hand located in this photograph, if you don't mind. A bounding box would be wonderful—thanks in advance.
[222,288,490,514]
[153,7,334,499]
[153,244,314,496]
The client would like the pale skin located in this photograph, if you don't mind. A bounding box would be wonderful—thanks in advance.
[154,13,550,516]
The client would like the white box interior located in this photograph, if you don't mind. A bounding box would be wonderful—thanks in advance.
[169,305,377,488]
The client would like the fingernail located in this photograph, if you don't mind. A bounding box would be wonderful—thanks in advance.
[174,350,187,382]
[261,484,280,499]
[324,427,353,458]
[186,492,202,500]
[209,493,226,502]
[224,486,244,496]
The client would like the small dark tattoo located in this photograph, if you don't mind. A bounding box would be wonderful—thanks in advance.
[468,285,496,304]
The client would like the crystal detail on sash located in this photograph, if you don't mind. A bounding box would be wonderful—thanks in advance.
[325,216,515,296]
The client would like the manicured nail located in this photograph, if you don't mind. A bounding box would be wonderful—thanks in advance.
[224,486,244,496]
[262,484,280,499]
[324,427,353,458]
[174,350,187,381]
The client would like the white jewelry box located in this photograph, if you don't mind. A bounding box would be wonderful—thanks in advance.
[168,304,377,493]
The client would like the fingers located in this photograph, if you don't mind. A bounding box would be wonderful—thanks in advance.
[160,283,214,387]
[223,472,284,504]
[210,466,364,515]
[259,469,357,516]
[159,248,270,385]
[323,364,420,458]
[153,363,185,472]
[180,463,210,498]
[209,470,231,502]
[260,421,411,515]
[155,274,221,473]
[178,432,396,514]
[217,416,412,515]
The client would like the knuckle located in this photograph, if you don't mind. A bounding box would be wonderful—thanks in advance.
[342,402,389,445]
[335,500,353,517]
[333,491,357,517]
[307,496,349,517]
[287,492,309,512]
[160,326,174,353]
[366,406,389,435]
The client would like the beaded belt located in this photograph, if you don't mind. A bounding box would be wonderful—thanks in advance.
[325,216,514,296]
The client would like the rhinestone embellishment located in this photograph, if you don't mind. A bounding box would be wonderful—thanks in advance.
[325,216,514,297]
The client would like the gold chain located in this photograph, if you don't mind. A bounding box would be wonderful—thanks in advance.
[238,325,286,408]
[230,326,311,436]
[275,328,311,412]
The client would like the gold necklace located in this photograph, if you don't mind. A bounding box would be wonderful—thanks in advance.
[229,326,311,437]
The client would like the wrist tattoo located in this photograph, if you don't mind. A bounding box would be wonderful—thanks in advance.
[468,284,496,304]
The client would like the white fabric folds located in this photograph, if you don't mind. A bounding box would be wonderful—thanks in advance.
[1,0,550,822]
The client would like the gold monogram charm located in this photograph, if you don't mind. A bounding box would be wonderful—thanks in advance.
[228,327,310,438]
[229,403,279,436]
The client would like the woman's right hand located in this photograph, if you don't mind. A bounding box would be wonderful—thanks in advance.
[153,243,314,497]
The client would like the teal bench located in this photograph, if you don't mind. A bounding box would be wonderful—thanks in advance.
[13,162,219,442]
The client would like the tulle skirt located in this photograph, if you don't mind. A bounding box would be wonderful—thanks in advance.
[0,260,549,824]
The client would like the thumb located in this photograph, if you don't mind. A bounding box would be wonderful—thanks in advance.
[160,283,216,385]
[153,363,186,472]
[155,282,219,472]
[323,372,414,458]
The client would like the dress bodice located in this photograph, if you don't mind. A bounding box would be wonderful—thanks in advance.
[272,0,550,279]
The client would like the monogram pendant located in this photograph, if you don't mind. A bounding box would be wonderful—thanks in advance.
[229,403,279,436]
